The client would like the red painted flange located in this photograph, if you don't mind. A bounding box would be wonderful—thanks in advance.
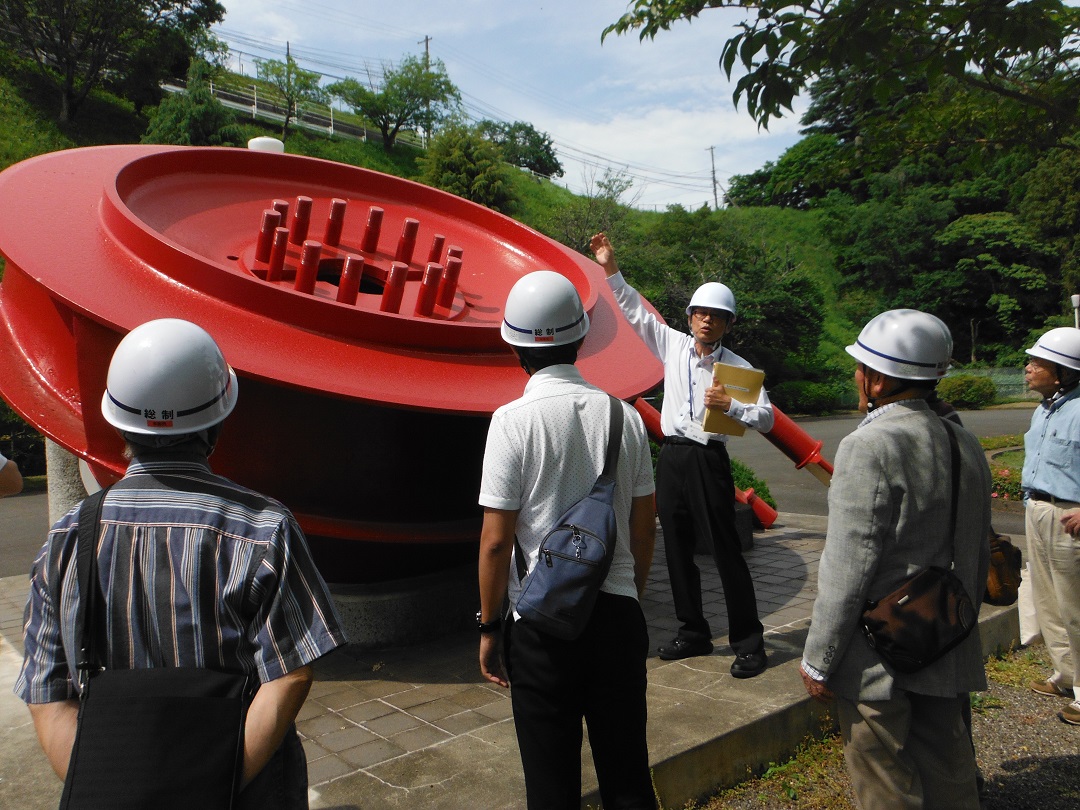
[0,145,663,581]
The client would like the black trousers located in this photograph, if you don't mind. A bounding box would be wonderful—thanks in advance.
[656,440,764,653]
[506,592,656,810]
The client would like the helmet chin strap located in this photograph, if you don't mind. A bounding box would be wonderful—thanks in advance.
[864,376,911,411]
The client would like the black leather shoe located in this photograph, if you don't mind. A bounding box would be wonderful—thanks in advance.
[658,637,714,660]
[730,647,768,679]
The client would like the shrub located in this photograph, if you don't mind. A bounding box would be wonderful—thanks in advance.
[732,457,776,509]
[937,375,996,409]
[769,380,844,415]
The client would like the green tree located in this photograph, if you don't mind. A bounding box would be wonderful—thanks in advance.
[726,133,842,208]
[418,124,516,213]
[256,52,325,141]
[0,0,224,122]
[604,1,1080,144]
[1019,141,1080,294]
[477,120,563,178]
[541,167,637,255]
[327,55,461,152]
[141,59,242,146]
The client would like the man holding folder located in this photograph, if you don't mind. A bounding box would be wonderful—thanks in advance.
[590,233,773,677]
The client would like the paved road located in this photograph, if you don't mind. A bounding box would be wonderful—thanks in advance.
[0,405,1036,579]
[728,404,1035,535]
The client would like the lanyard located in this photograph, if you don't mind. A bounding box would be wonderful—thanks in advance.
[687,345,723,418]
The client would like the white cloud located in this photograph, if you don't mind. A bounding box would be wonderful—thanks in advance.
[214,0,805,209]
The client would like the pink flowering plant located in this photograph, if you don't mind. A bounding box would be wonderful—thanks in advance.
[990,466,1022,500]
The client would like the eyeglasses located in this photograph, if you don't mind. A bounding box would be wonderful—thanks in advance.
[691,308,730,322]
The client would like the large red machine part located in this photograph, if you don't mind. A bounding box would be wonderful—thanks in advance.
[0,145,664,582]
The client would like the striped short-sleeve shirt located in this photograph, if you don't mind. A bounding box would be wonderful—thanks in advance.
[16,454,347,704]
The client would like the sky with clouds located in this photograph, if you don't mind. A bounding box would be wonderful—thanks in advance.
[212,1,807,212]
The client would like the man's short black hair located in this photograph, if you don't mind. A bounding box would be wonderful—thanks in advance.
[515,341,580,372]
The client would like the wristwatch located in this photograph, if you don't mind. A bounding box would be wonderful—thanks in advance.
[476,610,502,634]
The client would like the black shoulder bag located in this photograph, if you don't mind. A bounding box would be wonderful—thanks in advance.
[512,396,624,641]
[60,488,253,810]
[860,420,978,674]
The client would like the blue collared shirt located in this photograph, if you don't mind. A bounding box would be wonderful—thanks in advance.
[1022,388,1080,502]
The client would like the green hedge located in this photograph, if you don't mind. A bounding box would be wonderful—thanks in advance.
[769,380,846,415]
[937,375,997,409]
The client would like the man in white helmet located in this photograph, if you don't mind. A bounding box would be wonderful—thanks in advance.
[800,309,992,809]
[477,271,658,809]
[15,319,347,808]
[1021,326,1080,726]
[590,233,773,677]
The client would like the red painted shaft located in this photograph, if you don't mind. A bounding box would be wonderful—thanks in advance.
[360,206,383,253]
[288,196,312,245]
[337,254,363,304]
[395,218,419,264]
[437,255,462,309]
[380,261,408,313]
[428,234,445,264]
[295,240,322,295]
[415,263,441,317]
[267,227,289,282]
[764,407,834,484]
[256,209,281,263]
[323,198,347,247]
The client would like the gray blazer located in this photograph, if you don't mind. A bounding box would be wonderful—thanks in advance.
[803,399,992,701]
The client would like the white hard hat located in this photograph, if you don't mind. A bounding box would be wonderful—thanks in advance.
[1026,327,1080,372]
[501,271,590,347]
[846,309,952,381]
[102,319,238,435]
[686,282,736,320]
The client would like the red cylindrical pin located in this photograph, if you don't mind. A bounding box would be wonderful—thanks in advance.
[323,198,347,247]
[289,196,313,245]
[267,227,290,282]
[380,261,408,313]
[415,262,442,317]
[255,209,282,263]
[294,240,322,295]
[427,234,445,264]
[447,245,464,261]
[337,254,364,305]
[437,255,462,309]
[360,206,384,253]
[395,218,420,264]
[272,199,290,221]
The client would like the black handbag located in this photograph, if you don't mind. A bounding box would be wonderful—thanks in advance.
[860,420,978,674]
[60,488,253,810]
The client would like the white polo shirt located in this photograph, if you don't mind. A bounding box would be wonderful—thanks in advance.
[479,365,655,603]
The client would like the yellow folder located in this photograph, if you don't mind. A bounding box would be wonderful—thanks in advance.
[702,363,765,436]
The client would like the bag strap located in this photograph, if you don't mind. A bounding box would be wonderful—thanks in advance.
[514,395,624,583]
[943,419,962,565]
[74,488,110,686]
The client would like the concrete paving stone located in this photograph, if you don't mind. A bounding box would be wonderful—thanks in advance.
[312,723,380,754]
[387,723,453,753]
[470,694,513,721]
[310,685,370,712]
[432,707,505,736]
[304,752,356,787]
[335,736,409,769]
[297,711,357,740]
[339,698,398,724]
[439,683,505,712]
[362,707,425,737]
[406,696,475,723]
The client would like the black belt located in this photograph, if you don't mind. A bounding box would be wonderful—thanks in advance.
[1029,490,1079,505]
[664,436,726,448]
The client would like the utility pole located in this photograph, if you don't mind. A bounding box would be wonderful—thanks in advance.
[419,36,432,148]
[707,146,719,209]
